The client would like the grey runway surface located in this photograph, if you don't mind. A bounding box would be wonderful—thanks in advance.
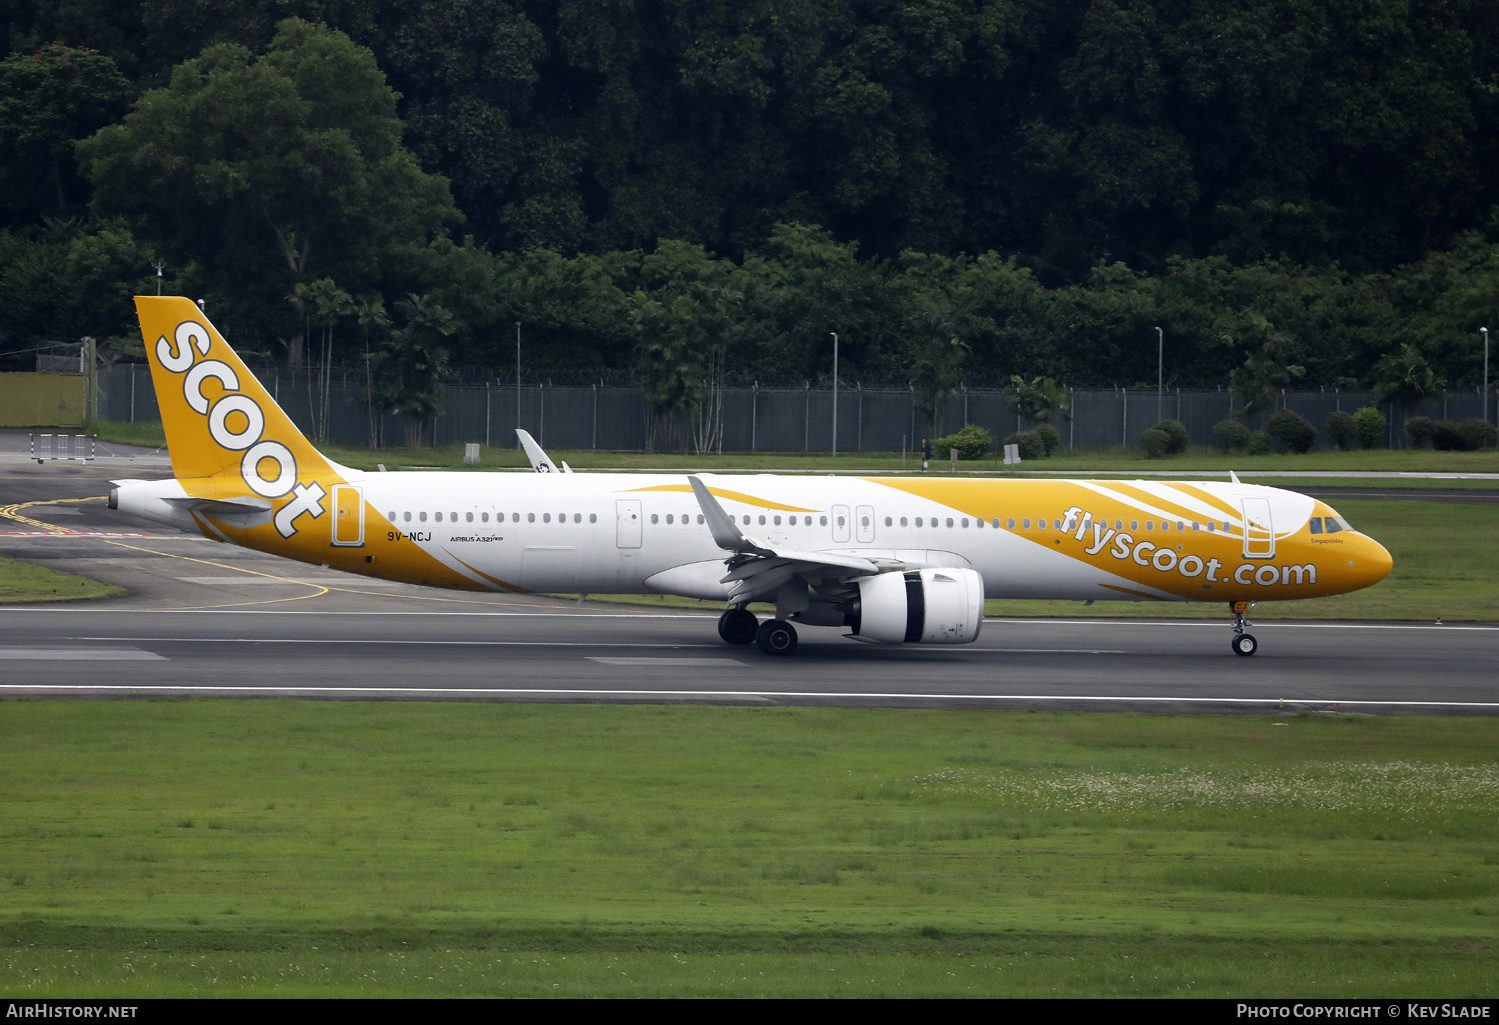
[2,451,1497,714]
[0,607,1497,712]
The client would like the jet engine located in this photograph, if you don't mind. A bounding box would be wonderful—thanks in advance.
[844,567,984,644]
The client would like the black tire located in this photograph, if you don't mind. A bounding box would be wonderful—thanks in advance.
[1232,633,1258,657]
[755,619,798,656]
[718,608,758,645]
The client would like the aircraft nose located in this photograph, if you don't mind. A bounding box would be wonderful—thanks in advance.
[1355,534,1393,587]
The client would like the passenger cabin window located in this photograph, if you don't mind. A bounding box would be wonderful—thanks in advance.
[466,512,473,523]
[1130,520,1139,531]
[512,513,520,522]
[774,515,782,526]
[590,514,598,523]
[543,513,551,523]
[650,514,658,524]
[434,512,442,522]
[819,515,828,526]
[900,517,908,527]
[759,515,767,525]
[915,517,924,527]
[1006,518,1015,529]
[528,513,535,523]
[419,512,427,522]
[885,516,893,527]
[1022,519,1030,529]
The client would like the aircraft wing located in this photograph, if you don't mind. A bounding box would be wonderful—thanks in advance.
[687,475,899,603]
[516,429,571,473]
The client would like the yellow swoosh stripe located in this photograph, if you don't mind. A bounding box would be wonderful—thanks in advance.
[627,484,819,513]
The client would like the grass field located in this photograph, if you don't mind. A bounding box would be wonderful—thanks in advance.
[0,554,121,604]
[0,703,1495,997]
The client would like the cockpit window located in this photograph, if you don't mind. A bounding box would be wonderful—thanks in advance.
[1309,517,1323,534]
[1324,516,1343,534]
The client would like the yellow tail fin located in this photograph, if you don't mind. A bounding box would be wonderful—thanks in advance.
[136,296,341,532]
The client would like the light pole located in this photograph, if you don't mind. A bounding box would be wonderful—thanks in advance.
[1483,327,1490,430]
[830,332,839,456]
[153,261,164,296]
[1155,326,1164,424]
[515,322,522,447]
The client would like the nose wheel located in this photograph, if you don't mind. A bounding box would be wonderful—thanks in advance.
[1229,601,1257,656]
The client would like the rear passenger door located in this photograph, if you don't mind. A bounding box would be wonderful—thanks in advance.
[831,504,851,543]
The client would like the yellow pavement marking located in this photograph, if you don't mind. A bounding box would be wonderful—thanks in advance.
[0,496,104,532]
[101,539,331,610]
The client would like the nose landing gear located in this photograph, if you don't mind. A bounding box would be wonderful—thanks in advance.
[1230,601,1257,656]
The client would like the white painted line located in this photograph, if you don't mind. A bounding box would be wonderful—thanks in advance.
[588,657,745,666]
[0,647,165,661]
[174,575,400,587]
[0,683,1494,710]
[77,637,723,649]
[995,618,1499,633]
[5,607,1497,631]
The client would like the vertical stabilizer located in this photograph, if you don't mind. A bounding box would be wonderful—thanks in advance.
[136,296,338,488]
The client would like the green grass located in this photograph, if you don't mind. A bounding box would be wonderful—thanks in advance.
[0,553,122,603]
[85,419,167,450]
[0,702,1496,996]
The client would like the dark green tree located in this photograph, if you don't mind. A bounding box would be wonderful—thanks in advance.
[0,43,134,219]
[78,18,458,365]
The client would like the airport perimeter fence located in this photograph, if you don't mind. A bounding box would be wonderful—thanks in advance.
[94,362,1492,454]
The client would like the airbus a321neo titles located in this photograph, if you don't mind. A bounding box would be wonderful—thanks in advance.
[111,297,1393,656]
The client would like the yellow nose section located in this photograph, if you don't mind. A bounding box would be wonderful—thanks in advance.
[1351,533,1394,589]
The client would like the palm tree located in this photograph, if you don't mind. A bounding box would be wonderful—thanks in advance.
[290,278,352,440]
[1373,343,1444,447]
[352,293,389,447]
[370,293,456,447]
[1003,375,1069,425]
[1228,315,1304,422]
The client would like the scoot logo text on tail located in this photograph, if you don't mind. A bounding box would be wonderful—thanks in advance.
[157,319,326,538]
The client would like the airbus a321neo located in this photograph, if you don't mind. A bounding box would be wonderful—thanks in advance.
[111,297,1394,656]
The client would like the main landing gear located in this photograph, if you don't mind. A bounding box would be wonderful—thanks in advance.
[716,607,799,655]
[1230,601,1257,656]
[717,607,758,645]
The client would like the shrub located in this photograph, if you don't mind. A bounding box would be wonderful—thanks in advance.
[933,423,992,460]
[1247,430,1270,455]
[1265,408,1317,453]
[1139,427,1170,458]
[1326,410,1358,451]
[1002,430,1045,461]
[1459,418,1498,449]
[1405,416,1437,448]
[1352,405,1386,449]
[1034,422,1061,456]
[1432,418,1497,451]
[1153,419,1189,454]
[1213,418,1251,453]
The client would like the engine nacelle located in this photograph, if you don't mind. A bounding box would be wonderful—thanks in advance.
[846,568,984,644]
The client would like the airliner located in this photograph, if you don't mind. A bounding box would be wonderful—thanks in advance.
[109,297,1394,656]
